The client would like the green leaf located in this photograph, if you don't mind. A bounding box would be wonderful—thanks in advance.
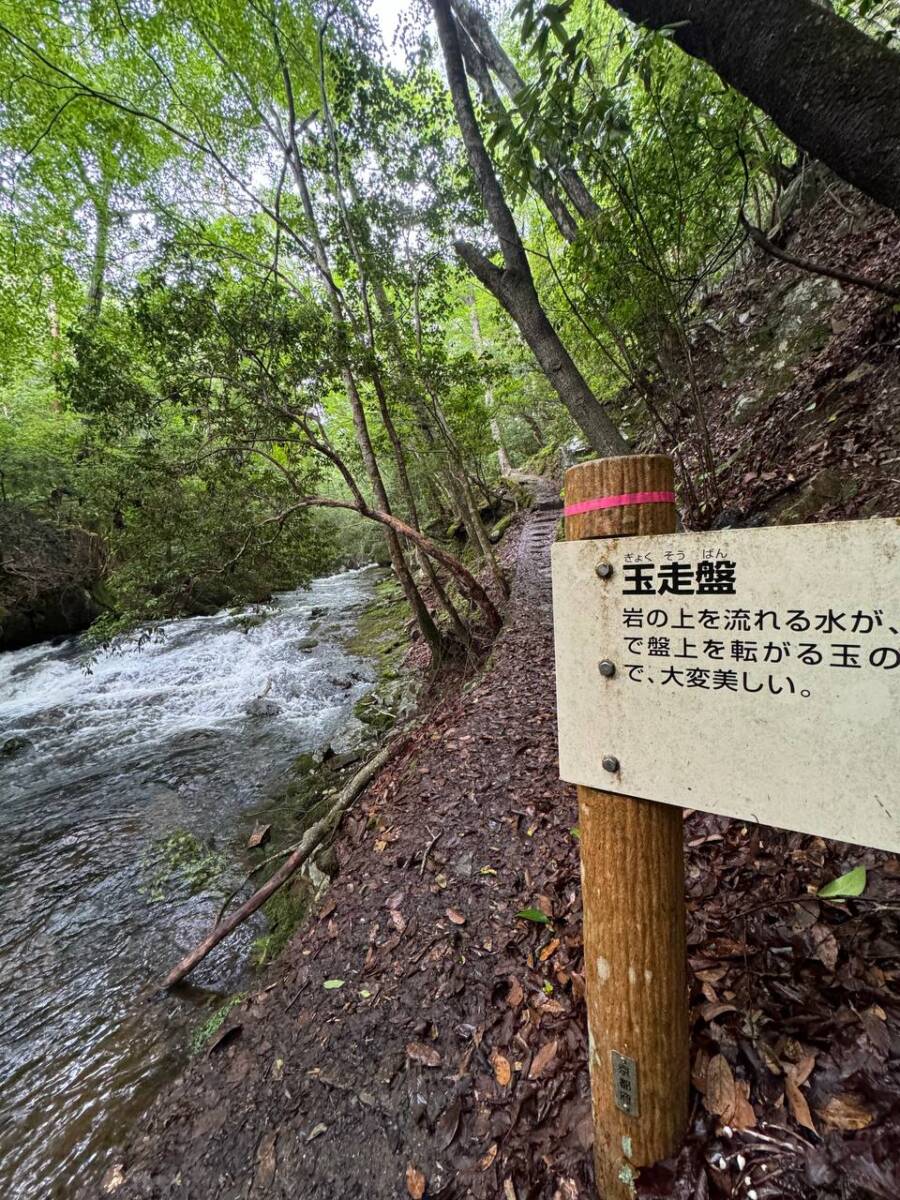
[323,978,345,989]
[817,866,867,899]
[516,907,550,924]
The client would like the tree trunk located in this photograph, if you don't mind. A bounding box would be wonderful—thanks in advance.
[430,0,629,458]
[456,241,630,457]
[87,185,111,318]
[468,294,513,481]
[287,148,448,662]
[456,22,579,242]
[490,420,513,478]
[372,371,473,647]
[606,0,900,212]
[451,0,600,222]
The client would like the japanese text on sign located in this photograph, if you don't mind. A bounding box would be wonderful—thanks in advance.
[551,520,900,852]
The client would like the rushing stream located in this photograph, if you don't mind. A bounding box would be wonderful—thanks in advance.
[0,567,384,1199]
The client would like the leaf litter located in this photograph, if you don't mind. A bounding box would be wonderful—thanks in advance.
[115,464,899,1198]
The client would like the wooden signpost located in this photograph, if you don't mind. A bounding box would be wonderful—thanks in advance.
[552,455,900,1198]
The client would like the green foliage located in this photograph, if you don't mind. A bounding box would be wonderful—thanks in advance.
[818,866,867,900]
[516,907,551,924]
[252,882,311,967]
[0,0,851,632]
[141,830,227,904]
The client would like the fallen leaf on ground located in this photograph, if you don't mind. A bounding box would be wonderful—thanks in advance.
[817,865,866,898]
[507,978,524,1008]
[528,1039,558,1079]
[516,907,550,924]
[406,1041,441,1067]
[492,1051,512,1086]
[785,1074,817,1134]
[788,1053,816,1086]
[435,1097,461,1149]
[101,1164,126,1194]
[478,1143,498,1170]
[539,937,560,962]
[322,979,344,990]
[390,909,406,933]
[704,1054,736,1120]
[405,1164,426,1199]
[810,923,839,970]
[446,908,466,925]
[255,1131,278,1188]
[731,1080,757,1130]
[818,1094,874,1131]
[246,824,271,849]
[700,1001,737,1021]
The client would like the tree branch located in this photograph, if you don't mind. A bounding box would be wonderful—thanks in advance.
[740,213,900,300]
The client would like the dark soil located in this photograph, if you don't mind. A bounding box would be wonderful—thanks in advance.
[110,482,899,1200]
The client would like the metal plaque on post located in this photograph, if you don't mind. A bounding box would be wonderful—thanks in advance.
[552,518,900,851]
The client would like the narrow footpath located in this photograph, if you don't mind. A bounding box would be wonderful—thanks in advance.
[114,492,899,1200]
[117,495,596,1199]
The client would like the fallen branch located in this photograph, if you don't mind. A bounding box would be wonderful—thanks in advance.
[740,212,900,301]
[158,744,392,990]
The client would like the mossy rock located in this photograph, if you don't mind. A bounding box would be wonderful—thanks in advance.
[489,513,514,544]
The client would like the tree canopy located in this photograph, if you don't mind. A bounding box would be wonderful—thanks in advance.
[2,0,896,649]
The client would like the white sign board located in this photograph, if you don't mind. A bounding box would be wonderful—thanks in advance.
[552,518,900,851]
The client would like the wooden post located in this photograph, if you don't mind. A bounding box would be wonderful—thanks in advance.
[565,455,689,1198]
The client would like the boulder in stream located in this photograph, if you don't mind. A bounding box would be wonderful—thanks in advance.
[1,735,32,758]
[244,697,282,718]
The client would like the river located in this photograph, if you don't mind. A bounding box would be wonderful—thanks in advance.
[0,567,383,1198]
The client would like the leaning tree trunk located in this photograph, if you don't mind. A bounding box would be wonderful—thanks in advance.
[430,0,629,458]
[605,0,900,212]
[451,0,600,223]
[287,149,448,663]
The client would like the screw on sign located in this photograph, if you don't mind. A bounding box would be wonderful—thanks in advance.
[551,456,900,1199]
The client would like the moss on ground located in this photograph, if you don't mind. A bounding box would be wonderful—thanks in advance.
[252,879,312,966]
[140,830,227,904]
[189,992,247,1054]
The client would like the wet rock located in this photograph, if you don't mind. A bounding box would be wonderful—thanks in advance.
[315,844,340,878]
[773,468,858,525]
[353,694,395,734]
[731,386,768,427]
[452,849,475,879]
[309,606,328,618]
[488,513,514,544]
[1,735,31,758]
[101,1162,126,1194]
[324,748,364,772]
[297,636,319,651]
[245,698,282,718]
[302,859,331,904]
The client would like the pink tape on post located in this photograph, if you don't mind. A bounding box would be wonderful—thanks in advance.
[564,490,676,518]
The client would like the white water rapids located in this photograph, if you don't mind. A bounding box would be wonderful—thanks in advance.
[0,566,383,1198]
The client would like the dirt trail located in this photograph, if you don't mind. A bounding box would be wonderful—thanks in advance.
[116,493,599,1199]
[112,485,900,1200]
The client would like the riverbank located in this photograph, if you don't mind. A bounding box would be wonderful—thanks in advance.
[110,483,900,1200]
[0,567,396,1200]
